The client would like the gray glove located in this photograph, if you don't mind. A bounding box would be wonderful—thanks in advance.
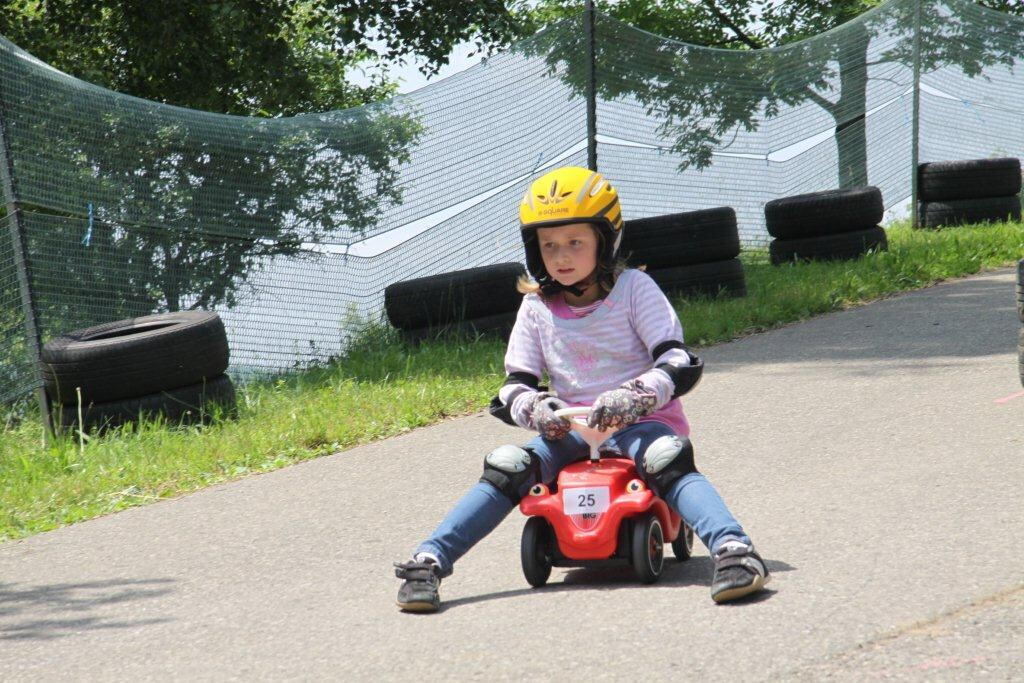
[587,380,657,432]
[528,392,572,441]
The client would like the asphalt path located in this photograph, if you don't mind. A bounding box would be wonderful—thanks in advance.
[1,268,1022,681]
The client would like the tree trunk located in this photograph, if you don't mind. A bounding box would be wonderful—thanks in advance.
[162,242,180,312]
[834,23,870,189]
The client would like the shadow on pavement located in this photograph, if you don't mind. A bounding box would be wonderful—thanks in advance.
[0,578,175,640]
[439,557,794,612]
[711,275,1019,369]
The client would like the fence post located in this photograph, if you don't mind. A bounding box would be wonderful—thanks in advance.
[910,0,923,228]
[0,81,55,441]
[584,0,598,171]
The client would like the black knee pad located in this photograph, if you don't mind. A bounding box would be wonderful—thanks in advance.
[480,445,541,504]
[640,435,698,498]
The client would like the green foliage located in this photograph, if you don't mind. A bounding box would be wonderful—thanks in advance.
[518,0,1024,187]
[0,0,527,116]
[0,99,424,373]
[682,221,1024,345]
[2,219,1023,541]
[0,0,528,377]
[522,1,1021,49]
[0,323,509,540]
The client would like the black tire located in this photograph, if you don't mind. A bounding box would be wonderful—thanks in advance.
[41,312,229,404]
[521,517,554,588]
[622,207,740,269]
[384,263,525,331]
[770,226,888,265]
[1017,259,1024,324]
[646,259,747,299]
[399,310,517,345]
[764,186,884,239]
[57,373,236,432]
[918,196,1022,229]
[918,157,1022,201]
[671,523,694,562]
[630,513,664,584]
[1019,327,1024,388]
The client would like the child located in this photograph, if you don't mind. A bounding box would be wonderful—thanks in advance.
[393,166,770,612]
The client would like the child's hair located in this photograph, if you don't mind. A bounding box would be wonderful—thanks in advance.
[516,223,635,297]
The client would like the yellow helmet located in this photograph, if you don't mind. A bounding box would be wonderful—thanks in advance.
[518,166,624,291]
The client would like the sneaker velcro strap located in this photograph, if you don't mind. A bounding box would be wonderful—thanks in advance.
[394,561,438,581]
[714,554,767,578]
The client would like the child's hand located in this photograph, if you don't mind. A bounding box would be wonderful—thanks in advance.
[587,381,657,432]
[530,393,572,441]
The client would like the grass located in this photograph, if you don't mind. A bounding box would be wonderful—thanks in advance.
[1,219,1022,541]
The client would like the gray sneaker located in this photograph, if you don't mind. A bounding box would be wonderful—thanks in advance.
[710,540,771,603]
[394,558,441,612]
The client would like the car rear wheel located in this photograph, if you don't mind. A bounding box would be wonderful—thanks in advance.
[671,523,694,561]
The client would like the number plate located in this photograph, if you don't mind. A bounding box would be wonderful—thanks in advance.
[563,486,610,515]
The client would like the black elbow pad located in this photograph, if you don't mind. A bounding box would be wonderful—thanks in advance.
[651,341,704,398]
[488,396,516,425]
[488,372,543,425]
[656,357,703,398]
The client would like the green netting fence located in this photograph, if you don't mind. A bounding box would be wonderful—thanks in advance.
[1,0,1023,407]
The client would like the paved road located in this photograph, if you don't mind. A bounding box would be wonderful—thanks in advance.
[1,268,1022,681]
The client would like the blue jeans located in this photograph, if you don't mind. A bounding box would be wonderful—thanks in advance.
[416,420,749,577]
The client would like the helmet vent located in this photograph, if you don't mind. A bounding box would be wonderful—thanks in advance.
[537,180,572,205]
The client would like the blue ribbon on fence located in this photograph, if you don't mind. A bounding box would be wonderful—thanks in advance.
[82,203,93,246]
[960,98,985,127]
[531,152,544,174]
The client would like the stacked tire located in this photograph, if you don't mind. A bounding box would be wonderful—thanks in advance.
[384,263,525,343]
[917,158,1022,229]
[766,186,887,265]
[621,207,746,298]
[41,311,235,431]
[1018,259,1024,387]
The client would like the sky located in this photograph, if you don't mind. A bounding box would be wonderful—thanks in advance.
[353,0,761,95]
[348,41,484,94]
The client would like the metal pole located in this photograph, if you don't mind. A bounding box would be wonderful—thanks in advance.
[584,0,598,171]
[910,0,923,228]
[0,81,54,441]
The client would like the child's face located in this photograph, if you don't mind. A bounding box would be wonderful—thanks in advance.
[536,222,599,288]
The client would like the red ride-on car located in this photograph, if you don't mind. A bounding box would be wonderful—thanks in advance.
[519,407,694,586]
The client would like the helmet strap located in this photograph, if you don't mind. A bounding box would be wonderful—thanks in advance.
[542,271,595,298]
[563,281,587,297]
[540,279,585,297]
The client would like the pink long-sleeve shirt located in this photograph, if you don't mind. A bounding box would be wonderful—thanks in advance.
[497,268,692,436]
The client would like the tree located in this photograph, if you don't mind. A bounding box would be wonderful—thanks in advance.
[0,0,528,116]
[0,0,526,331]
[519,0,1024,188]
